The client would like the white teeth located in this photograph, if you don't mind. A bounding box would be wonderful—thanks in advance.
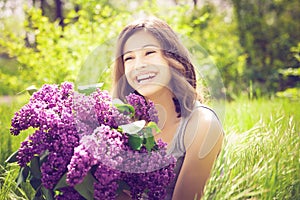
[137,73,156,83]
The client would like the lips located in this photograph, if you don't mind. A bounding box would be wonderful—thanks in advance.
[136,73,157,83]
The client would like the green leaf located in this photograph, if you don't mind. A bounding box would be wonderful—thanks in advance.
[74,171,96,200]
[30,156,41,179]
[16,166,30,187]
[146,122,161,133]
[30,176,42,190]
[54,173,68,190]
[77,83,103,95]
[40,150,49,164]
[26,85,38,95]
[119,120,146,135]
[33,186,43,200]
[128,134,143,150]
[143,128,155,152]
[115,103,135,117]
[5,150,18,163]
[41,186,55,200]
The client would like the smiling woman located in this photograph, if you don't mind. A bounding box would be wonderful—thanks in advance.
[112,17,224,200]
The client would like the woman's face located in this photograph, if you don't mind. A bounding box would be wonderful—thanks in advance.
[123,30,171,98]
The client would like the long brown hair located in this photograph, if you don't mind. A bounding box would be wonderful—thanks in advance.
[112,17,201,117]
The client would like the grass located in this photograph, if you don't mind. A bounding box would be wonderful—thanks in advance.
[0,95,31,166]
[0,96,299,199]
[203,97,300,200]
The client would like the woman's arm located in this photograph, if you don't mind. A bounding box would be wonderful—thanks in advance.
[172,107,224,200]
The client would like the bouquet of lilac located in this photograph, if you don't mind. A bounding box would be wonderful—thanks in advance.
[7,82,176,200]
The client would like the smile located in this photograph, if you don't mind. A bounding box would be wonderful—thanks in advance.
[136,73,157,83]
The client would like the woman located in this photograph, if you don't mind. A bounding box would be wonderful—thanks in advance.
[113,17,224,200]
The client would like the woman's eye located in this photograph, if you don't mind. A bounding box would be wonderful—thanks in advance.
[124,56,133,62]
[145,50,156,56]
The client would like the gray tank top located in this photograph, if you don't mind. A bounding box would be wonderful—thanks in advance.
[165,101,220,200]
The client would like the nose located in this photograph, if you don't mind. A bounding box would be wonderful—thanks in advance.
[134,52,146,70]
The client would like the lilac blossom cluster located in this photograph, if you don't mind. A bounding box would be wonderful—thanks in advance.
[93,89,131,128]
[126,93,159,124]
[67,126,176,200]
[120,139,176,200]
[10,82,80,191]
[10,82,176,200]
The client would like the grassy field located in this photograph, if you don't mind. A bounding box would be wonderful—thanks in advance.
[204,97,300,200]
[0,96,299,199]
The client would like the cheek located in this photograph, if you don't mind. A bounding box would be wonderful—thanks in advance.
[161,63,171,76]
[124,68,135,86]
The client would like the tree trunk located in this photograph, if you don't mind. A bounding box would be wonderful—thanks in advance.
[55,0,64,27]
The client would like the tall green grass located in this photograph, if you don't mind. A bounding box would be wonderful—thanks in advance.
[0,95,33,200]
[0,95,31,166]
[204,97,300,199]
[0,97,299,199]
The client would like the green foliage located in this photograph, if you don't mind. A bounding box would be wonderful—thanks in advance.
[0,96,35,200]
[74,172,96,200]
[119,119,154,151]
[0,1,132,94]
[276,88,300,101]
[0,95,31,167]
[231,0,300,95]
[160,3,247,99]
[276,43,300,100]
[0,164,32,200]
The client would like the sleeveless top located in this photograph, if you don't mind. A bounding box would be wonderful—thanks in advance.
[165,101,221,200]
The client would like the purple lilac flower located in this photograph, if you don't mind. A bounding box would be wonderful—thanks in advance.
[10,82,80,190]
[146,166,176,200]
[66,144,97,186]
[147,100,159,124]
[110,107,131,127]
[117,138,176,200]
[121,165,176,200]
[93,89,115,127]
[93,164,120,200]
[125,93,158,124]
[122,172,145,200]
[78,125,128,169]
[41,152,70,189]
[92,89,131,129]
[40,128,78,190]
[73,92,98,137]
[116,139,175,173]
[17,130,47,167]
[11,82,176,200]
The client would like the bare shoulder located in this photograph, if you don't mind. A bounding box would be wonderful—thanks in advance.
[172,106,224,199]
[184,106,224,159]
[191,105,222,124]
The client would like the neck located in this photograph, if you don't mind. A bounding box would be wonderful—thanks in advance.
[146,89,179,129]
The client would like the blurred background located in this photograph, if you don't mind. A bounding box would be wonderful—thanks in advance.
[0,1,299,199]
[0,0,299,100]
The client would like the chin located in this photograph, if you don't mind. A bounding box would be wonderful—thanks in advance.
[135,85,165,98]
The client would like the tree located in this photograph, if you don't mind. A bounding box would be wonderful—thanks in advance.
[231,0,300,96]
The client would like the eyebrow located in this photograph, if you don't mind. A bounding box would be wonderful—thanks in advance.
[123,44,160,55]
